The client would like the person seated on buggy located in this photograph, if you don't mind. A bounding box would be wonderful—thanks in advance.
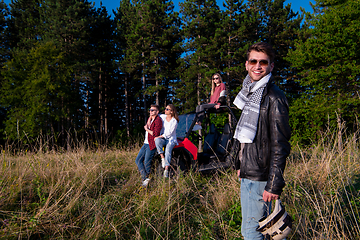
[154,104,179,178]
[196,73,226,124]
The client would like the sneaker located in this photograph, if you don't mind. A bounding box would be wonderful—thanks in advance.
[142,178,150,187]
[163,169,169,178]
[161,158,165,168]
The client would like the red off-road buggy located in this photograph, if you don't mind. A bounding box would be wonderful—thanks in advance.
[153,105,239,177]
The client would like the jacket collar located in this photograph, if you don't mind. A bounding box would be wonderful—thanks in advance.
[150,114,160,126]
[262,75,275,97]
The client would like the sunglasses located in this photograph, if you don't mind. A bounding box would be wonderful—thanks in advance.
[213,77,219,80]
[165,108,171,111]
[149,109,157,112]
[248,59,269,67]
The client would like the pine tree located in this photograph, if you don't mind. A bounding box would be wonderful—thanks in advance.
[2,0,118,146]
[287,0,360,144]
[41,0,108,145]
[245,0,303,86]
[0,42,72,144]
[177,0,221,112]
[87,5,117,143]
[214,0,258,99]
[115,0,148,135]
[7,0,43,49]
[116,0,181,129]
[141,0,182,109]
[0,1,11,142]
[0,1,10,65]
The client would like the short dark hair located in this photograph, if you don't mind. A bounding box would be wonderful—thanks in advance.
[150,104,160,111]
[247,42,275,63]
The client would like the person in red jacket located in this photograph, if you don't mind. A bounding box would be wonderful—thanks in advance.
[196,73,226,123]
[135,104,163,187]
[209,73,226,106]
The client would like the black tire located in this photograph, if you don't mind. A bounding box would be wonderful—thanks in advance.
[154,156,176,178]
[154,149,191,179]
[154,157,176,179]
[171,150,192,177]
[191,159,199,172]
[169,154,182,178]
[156,162,163,177]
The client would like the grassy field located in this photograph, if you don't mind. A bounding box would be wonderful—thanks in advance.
[0,129,360,239]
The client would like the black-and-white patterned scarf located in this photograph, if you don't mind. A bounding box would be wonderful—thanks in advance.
[233,73,271,143]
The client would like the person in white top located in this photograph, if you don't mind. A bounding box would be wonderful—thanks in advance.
[154,104,179,178]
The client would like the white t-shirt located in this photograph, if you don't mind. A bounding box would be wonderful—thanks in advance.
[144,118,154,144]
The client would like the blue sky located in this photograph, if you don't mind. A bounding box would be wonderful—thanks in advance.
[3,0,314,17]
[93,0,315,17]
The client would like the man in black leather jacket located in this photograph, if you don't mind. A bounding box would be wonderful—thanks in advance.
[233,42,291,240]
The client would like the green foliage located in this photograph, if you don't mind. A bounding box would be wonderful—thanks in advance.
[0,1,10,64]
[226,200,242,228]
[343,175,360,223]
[209,112,230,131]
[0,0,358,149]
[218,0,257,98]
[176,0,222,112]
[2,0,119,146]
[7,0,43,49]
[0,42,72,141]
[287,0,360,144]
[116,0,181,113]
[176,0,303,114]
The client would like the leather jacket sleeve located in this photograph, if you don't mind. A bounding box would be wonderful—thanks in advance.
[264,92,291,195]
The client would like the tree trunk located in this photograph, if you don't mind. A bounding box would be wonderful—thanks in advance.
[142,52,147,124]
[227,35,232,127]
[124,73,130,137]
[104,72,108,141]
[99,67,104,144]
[155,57,159,105]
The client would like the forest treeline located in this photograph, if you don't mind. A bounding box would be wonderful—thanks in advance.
[0,0,358,148]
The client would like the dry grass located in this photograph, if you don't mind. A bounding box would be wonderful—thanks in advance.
[0,128,359,239]
[283,129,360,239]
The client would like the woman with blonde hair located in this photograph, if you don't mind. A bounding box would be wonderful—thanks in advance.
[196,73,226,123]
[155,104,179,178]
[210,73,226,105]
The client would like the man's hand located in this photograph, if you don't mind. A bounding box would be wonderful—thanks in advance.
[263,190,279,202]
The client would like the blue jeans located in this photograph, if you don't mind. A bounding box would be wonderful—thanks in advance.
[135,144,156,180]
[240,178,270,240]
[155,138,176,167]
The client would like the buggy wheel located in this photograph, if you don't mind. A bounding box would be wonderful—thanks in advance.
[154,150,191,179]
[169,154,180,178]
[155,160,176,178]
[156,161,164,178]
[170,152,190,177]
[155,158,176,178]
[191,159,199,172]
